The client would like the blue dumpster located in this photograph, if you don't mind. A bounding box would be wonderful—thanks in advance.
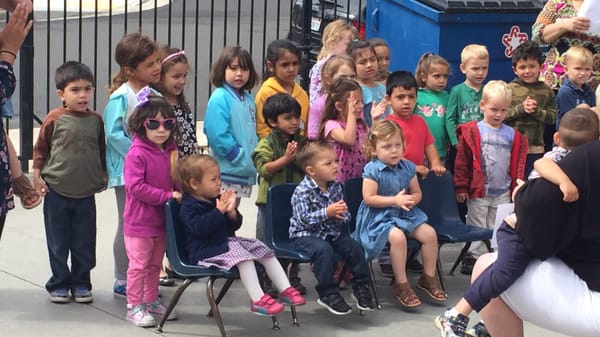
[366,0,544,87]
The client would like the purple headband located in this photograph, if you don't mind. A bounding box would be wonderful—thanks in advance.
[135,86,152,108]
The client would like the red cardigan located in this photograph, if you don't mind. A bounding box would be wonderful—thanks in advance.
[454,121,528,199]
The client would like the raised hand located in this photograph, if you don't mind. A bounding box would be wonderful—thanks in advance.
[0,2,33,59]
[370,99,387,121]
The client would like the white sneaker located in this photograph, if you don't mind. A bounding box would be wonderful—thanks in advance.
[126,304,156,327]
[147,299,178,320]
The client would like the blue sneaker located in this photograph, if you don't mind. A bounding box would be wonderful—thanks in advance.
[49,288,70,303]
[113,280,126,297]
[72,287,93,303]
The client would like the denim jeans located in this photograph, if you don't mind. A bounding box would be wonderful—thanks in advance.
[293,233,370,297]
[43,189,96,292]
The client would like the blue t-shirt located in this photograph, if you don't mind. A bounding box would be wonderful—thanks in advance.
[477,121,514,196]
[361,82,388,127]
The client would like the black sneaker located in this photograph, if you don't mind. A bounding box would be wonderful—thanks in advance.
[317,293,352,315]
[379,263,394,278]
[434,308,469,337]
[290,277,307,295]
[465,321,491,337]
[460,256,476,275]
[351,285,374,311]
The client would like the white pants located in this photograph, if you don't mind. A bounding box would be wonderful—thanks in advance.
[501,257,600,337]
[466,192,510,257]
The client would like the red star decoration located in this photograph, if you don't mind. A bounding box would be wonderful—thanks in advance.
[502,25,529,58]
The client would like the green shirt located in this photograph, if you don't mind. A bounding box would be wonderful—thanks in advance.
[415,88,451,158]
[446,82,483,145]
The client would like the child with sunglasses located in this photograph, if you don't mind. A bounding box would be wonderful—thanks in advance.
[122,86,182,327]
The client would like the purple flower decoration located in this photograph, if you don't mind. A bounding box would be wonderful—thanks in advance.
[135,86,152,108]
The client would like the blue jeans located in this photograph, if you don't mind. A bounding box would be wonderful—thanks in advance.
[293,233,370,297]
[43,189,96,292]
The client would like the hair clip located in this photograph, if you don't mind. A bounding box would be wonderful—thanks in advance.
[135,86,152,108]
[353,38,360,42]
[162,50,185,64]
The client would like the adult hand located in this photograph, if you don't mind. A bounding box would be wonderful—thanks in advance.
[565,16,591,34]
[0,2,33,58]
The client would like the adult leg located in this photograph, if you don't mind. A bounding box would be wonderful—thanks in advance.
[70,195,97,290]
[113,186,128,281]
[43,189,72,291]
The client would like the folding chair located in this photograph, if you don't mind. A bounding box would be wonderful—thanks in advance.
[157,199,279,337]
[417,172,493,281]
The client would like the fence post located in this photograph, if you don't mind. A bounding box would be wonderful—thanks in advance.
[19,11,34,172]
[300,0,312,89]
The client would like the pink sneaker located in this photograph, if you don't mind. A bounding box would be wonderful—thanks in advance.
[251,294,284,316]
[279,286,306,306]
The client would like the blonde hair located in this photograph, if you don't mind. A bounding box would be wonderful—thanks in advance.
[363,120,404,161]
[173,154,218,194]
[321,54,356,92]
[460,44,489,65]
[563,45,594,66]
[415,52,450,88]
[318,20,357,60]
[482,80,512,104]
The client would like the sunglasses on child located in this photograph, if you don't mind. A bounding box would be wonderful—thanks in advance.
[144,118,176,130]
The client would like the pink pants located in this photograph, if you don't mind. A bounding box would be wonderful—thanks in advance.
[124,235,166,306]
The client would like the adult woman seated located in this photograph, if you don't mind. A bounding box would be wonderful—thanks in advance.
[474,139,600,337]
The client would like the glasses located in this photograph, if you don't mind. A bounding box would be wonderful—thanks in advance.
[143,118,176,130]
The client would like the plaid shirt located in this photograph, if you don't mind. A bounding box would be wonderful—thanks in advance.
[289,175,350,240]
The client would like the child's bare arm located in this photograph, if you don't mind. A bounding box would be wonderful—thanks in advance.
[424,144,446,176]
[534,157,579,202]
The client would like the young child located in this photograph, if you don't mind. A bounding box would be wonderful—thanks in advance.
[307,54,356,140]
[103,32,161,296]
[309,19,356,104]
[175,154,306,316]
[453,80,528,269]
[414,52,451,164]
[348,40,388,127]
[290,141,374,315]
[252,93,308,296]
[556,45,596,128]
[446,44,490,148]
[319,78,368,182]
[153,46,200,157]
[255,39,309,138]
[123,89,181,327]
[204,46,259,205]
[353,120,446,308]
[33,61,106,303]
[504,41,557,178]
[385,70,446,178]
[436,107,600,337]
[368,37,391,84]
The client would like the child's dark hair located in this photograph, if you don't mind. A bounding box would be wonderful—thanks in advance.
[511,40,543,66]
[347,40,376,61]
[414,52,450,88]
[210,46,258,91]
[128,95,179,143]
[109,33,159,94]
[319,77,361,140]
[263,39,301,81]
[173,154,218,194]
[385,70,418,95]
[263,93,301,129]
[368,37,389,49]
[295,141,333,173]
[55,61,95,90]
[152,46,191,113]
[363,120,404,161]
[558,107,600,149]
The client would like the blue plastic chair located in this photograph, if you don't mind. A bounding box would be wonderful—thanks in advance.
[158,199,279,337]
[417,172,493,278]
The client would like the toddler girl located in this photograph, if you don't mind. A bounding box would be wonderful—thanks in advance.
[103,32,161,297]
[204,46,258,205]
[174,154,306,316]
[307,54,356,140]
[352,120,447,308]
[309,19,356,104]
[123,88,181,327]
[414,52,452,164]
[319,78,367,182]
[255,39,309,138]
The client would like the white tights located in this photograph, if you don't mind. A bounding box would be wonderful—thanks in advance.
[237,257,291,301]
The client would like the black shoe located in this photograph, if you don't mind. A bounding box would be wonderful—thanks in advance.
[406,257,424,273]
[159,276,175,287]
[290,277,307,295]
[317,293,352,315]
[379,263,394,278]
[351,285,374,311]
[460,256,476,275]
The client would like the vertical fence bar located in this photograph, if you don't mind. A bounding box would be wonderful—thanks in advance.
[236,0,241,46]
[276,0,281,39]
[94,0,99,109]
[18,11,34,171]
[167,0,172,45]
[78,0,83,61]
[194,0,200,120]
[181,0,186,49]
[249,0,254,55]
[46,0,51,114]
[124,0,128,33]
[208,0,215,96]
[63,0,67,63]
[108,0,113,89]
[153,0,158,40]
[139,0,143,31]
[223,0,228,46]
[261,0,267,76]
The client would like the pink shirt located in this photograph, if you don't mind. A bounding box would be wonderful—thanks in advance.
[324,119,368,182]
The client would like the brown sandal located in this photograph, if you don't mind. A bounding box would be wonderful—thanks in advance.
[392,282,421,307]
[416,274,447,302]
[11,174,42,209]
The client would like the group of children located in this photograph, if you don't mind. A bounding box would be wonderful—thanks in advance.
[29,16,600,335]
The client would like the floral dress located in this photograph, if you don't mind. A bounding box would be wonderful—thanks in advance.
[532,0,600,91]
[0,61,15,218]
[324,119,368,182]
[173,101,199,157]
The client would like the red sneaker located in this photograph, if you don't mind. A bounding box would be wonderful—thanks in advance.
[279,286,306,306]
[251,294,284,316]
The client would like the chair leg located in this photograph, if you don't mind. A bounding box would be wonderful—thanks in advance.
[156,278,194,332]
[483,239,493,252]
[271,315,280,330]
[436,257,446,293]
[289,305,299,327]
[368,261,382,310]
[207,278,235,317]
[449,242,472,276]
[206,277,228,337]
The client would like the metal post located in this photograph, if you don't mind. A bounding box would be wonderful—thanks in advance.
[300,0,312,89]
[19,11,34,173]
